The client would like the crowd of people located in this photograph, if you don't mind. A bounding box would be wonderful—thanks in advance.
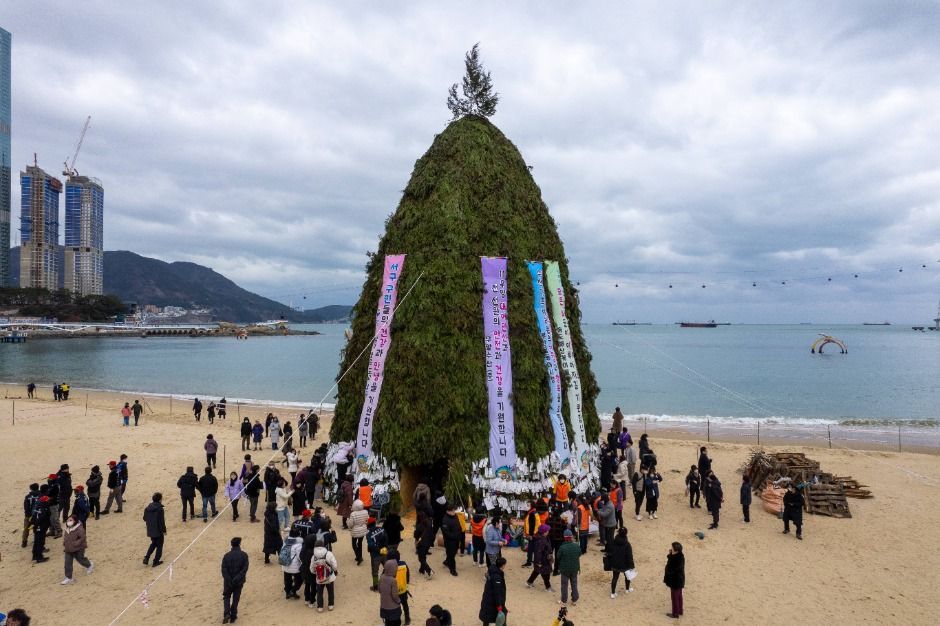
[11,402,811,625]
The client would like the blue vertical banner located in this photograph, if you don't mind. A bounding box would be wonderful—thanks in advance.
[481,257,517,475]
[527,260,571,467]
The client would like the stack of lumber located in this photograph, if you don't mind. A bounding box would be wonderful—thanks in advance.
[832,476,874,499]
[741,450,873,518]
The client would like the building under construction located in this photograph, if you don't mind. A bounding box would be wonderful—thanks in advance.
[64,175,104,295]
[0,27,11,287]
[19,163,62,290]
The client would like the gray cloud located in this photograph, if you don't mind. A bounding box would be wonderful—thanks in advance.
[4,1,939,321]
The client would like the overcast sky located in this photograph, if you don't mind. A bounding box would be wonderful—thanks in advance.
[4,1,939,322]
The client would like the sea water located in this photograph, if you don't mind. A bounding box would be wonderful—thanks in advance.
[1,324,937,426]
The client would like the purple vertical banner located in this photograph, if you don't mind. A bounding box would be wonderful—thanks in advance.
[482,257,517,475]
[355,254,406,471]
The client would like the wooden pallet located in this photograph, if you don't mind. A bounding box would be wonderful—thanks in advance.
[741,450,874,518]
[804,483,852,518]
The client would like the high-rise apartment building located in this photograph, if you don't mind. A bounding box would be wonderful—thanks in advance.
[19,164,62,290]
[64,175,104,295]
[0,27,11,287]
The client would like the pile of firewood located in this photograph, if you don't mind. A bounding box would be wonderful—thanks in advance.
[742,450,873,518]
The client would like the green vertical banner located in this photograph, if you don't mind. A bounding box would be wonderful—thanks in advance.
[544,260,589,472]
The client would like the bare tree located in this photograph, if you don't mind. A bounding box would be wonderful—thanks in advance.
[447,43,499,120]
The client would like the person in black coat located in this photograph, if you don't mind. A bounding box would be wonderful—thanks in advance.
[383,509,405,549]
[740,475,753,523]
[706,471,723,529]
[177,466,199,522]
[299,524,319,606]
[57,464,73,524]
[198,467,219,521]
[21,483,40,548]
[663,542,685,619]
[600,447,616,488]
[415,510,435,577]
[782,484,804,539]
[143,493,167,567]
[262,502,283,563]
[697,447,712,482]
[263,462,281,503]
[101,461,123,514]
[243,465,262,522]
[86,466,103,520]
[240,418,252,452]
[440,505,463,576]
[607,527,635,596]
[221,536,249,623]
[685,466,701,508]
[30,495,52,562]
[478,557,508,625]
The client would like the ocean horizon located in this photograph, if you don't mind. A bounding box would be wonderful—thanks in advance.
[2,323,937,427]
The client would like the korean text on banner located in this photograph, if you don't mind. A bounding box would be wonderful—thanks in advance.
[482,257,517,475]
[544,260,589,470]
[355,254,406,471]
[527,261,571,467]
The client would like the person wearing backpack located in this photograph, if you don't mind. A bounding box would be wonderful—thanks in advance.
[349,499,369,564]
[300,517,320,607]
[279,528,303,599]
[386,549,411,625]
[316,516,338,551]
[311,538,338,612]
[366,517,389,590]
[378,559,403,626]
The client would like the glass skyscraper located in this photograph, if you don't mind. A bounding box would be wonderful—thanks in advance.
[20,165,62,290]
[64,175,104,295]
[0,27,11,287]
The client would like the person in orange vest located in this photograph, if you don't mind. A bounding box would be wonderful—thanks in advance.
[609,480,624,529]
[576,496,592,554]
[522,501,539,568]
[537,496,550,527]
[355,479,373,510]
[470,508,487,568]
[552,474,571,505]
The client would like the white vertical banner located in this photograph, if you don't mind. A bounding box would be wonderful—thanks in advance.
[355,254,406,471]
[544,260,589,473]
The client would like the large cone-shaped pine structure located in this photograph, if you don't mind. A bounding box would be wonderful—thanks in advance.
[331,115,600,486]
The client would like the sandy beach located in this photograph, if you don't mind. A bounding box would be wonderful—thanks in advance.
[2,384,939,625]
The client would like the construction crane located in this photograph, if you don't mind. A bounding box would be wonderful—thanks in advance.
[62,115,91,178]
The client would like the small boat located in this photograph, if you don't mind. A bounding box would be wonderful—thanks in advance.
[678,321,718,328]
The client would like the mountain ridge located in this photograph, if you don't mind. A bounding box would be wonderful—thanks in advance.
[8,247,351,323]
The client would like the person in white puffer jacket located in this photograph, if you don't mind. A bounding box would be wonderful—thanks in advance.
[311,539,339,612]
[281,529,303,599]
[347,499,369,565]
